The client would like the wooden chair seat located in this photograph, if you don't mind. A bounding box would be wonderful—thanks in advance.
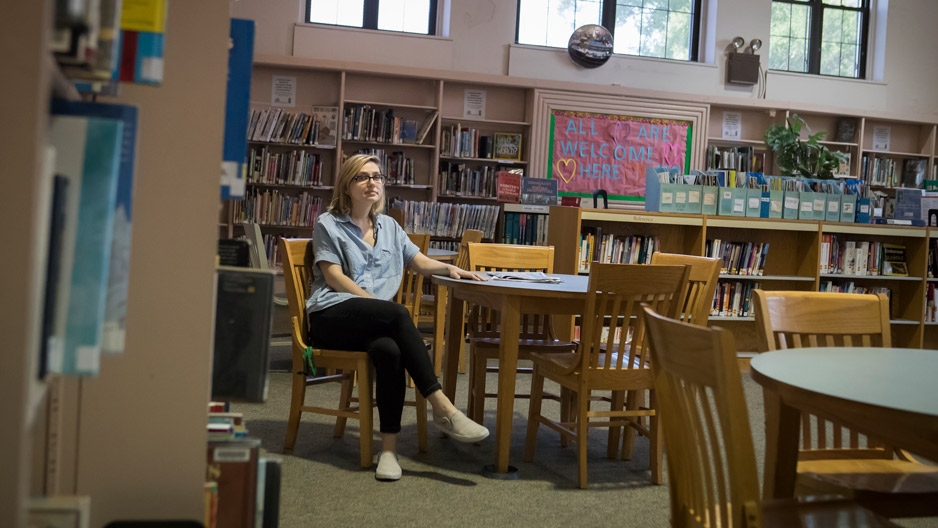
[642,305,900,528]
[754,289,938,518]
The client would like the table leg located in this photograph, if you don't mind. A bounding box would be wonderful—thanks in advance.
[493,296,521,474]
[761,386,801,499]
[442,288,464,405]
[433,285,448,377]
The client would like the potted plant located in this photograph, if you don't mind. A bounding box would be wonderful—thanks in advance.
[764,114,848,179]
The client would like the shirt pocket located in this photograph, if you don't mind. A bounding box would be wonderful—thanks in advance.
[377,247,402,278]
[339,240,367,278]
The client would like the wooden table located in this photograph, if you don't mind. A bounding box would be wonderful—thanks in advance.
[426,248,458,375]
[431,273,589,475]
[750,347,938,499]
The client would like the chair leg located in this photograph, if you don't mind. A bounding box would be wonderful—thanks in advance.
[416,392,428,453]
[649,390,662,485]
[469,353,486,424]
[576,387,590,489]
[357,361,374,469]
[284,372,307,451]
[559,386,572,448]
[620,390,640,461]
[607,390,625,459]
[524,367,545,462]
[335,372,354,438]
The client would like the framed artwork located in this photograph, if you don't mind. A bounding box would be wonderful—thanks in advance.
[493,133,523,161]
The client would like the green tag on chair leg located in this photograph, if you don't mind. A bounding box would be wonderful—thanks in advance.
[302,346,317,377]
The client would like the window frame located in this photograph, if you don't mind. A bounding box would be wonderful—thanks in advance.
[771,0,870,78]
[305,0,439,36]
[514,0,704,63]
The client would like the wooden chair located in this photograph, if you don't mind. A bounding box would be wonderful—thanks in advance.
[604,252,723,460]
[650,252,721,326]
[465,243,577,425]
[280,238,429,467]
[753,289,938,518]
[523,263,689,488]
[280,237,374,468]
[393,233,430,449]
[415,229,483,376]
[642,305,900,528]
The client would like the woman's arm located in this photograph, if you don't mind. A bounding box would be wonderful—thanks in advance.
[318,261,375,298]
[407,252,485,281]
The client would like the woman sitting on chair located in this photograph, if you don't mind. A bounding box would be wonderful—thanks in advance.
[307,154,489,481]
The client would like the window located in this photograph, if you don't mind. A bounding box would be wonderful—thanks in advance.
[307,0,438,35]
[769,0,869,78]
[516,0,702,61]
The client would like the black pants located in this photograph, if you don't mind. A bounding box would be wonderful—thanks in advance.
[308,298,441,434]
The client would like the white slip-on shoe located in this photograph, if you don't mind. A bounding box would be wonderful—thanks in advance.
[434,410,490,443]
[375,451,402,481]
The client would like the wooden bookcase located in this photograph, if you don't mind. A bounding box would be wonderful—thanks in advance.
[548,206,933,351]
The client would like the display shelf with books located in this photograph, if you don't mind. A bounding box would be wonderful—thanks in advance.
[858,119,936,190]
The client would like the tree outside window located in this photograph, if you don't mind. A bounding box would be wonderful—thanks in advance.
[769,0,869,78]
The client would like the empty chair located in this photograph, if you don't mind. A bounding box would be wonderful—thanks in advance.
[524,263,688,488]
[642,305,899,527]
[465,243,576,425]
[649,252,721,326]
[753,289,938,518]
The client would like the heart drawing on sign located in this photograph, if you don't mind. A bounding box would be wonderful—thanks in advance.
[555,158,578,184]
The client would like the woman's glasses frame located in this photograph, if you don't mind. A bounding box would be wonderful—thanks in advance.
[351,173,387,184]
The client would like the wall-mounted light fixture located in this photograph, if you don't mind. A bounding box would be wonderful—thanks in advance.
[727,36,761,85]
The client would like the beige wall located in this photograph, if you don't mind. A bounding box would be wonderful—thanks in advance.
[231,0,938,122]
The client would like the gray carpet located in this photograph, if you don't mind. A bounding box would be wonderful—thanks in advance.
[232,362,937,528]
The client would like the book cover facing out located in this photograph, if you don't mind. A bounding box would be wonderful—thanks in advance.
[496,171,522,203]
[52,100,139,356]
[47,116,123,376]
[521,177,558,205]
[114,0,169,85]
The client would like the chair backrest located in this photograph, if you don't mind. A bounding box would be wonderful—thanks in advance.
[643,306,761,528]
[466,243,556,340]
[578,264,688,374]
[388,207,406,228]
[754,290,891,350]
[279,238,314,374]
[753,289,894,459]
[396,233,430,323]
[650,252,721,326]
[454,229,483,270]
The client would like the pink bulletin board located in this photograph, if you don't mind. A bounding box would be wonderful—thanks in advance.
[548,110,693,203]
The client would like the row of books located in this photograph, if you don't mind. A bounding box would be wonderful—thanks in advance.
[233,190,322,228]
[502,212,548,246]
[928,239,938,278]
[820,236,908,276]
[578,231,660,273]
[926,283,938,322]
[819,282,893,296]
[343,105,435,144]
[705,240,770,276]
[354,149,416,185]
[710,281,762,318]
[440,125,493,159]
[706,145,765,173]
[247,106,339,146]
[248,147,325,186]
[860,155,900,187]
[394,201,499,240]
[438,163,500,198]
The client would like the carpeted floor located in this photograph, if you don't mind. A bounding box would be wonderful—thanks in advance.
[233,349,937,528]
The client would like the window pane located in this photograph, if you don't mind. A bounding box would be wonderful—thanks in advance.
[614,6,642,55]
[840,43,859,76]
[377,0,431,34]
[769,35,790,70]
[669,0,692,12]
[310,0,364,26]
[790,37,809,72]
[820,40,841,75]
[666,12,691,60]
[822,7,843,43]
[790,4,809,38]
[518,0,600,48]
[770,2,810,72]
[640,6,668,58]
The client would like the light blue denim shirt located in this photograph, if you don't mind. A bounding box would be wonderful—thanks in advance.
[306,211,419,313]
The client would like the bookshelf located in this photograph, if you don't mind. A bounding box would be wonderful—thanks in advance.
[706,106,780,173]
[548,207,935,351]
[858,119,935,189]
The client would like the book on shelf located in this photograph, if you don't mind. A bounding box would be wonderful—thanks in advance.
[493,132,522,161]
[902,158,927,189]
[834,117,858,143]
[114,0,169,85]
[206,437,261,528]
[51,99,140,356]
[881,243,908,276]
[416,110,439,144]
[400,119,419,144]
[40,173,69,380]
[47,114,124,376]
[496,171,522,203]
[311,105,338,146]
[520,177,558,205]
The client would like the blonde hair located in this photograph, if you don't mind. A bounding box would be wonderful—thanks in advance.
[329,154,386,219]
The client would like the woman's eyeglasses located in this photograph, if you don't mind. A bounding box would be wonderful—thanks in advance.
[352,173,386,184]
